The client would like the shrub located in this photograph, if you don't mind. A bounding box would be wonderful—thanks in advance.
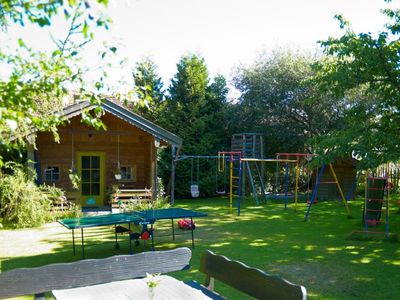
[124,195,170,212]
[48,201,82,220]
[0,163,51,228]
[40,184,82,221]
[122,179,170,212]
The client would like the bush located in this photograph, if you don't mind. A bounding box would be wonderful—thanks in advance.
[124,196,171,212]
[123,179,170,212]
[0,163,51,228]
[40,184,82,221]
[48,201,82,220]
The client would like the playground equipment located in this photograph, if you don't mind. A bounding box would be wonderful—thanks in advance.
[216,155,228,195]
[231,133,264,158]
[349,174,389,239]
[364,175,388,231]
[275,153,316,209]
[176,154,235,199]
[304,163,353,221]
[218,152,242,213]
[177,152,242,213]
[231,133,266,206]
[231,135,321,213]
[190,157,200,197]
[241,158,298,209]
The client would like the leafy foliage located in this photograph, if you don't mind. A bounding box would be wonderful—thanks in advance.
[232,50,345,156]
[0,163,51,228]
[129,58,165,122]
[0,0,110,166]
[160,54,230,197]
[314,7,400,168]
[0,163,81,228]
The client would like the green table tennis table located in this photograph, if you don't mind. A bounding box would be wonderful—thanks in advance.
[58,208,207,258]
[137,208,207,250]
[58,212,142,258]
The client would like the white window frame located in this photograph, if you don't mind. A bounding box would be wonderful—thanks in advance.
[120,165,136,182]
[44,166,60,181]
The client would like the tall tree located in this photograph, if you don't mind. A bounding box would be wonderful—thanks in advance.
[161,54,229,197]
[313,4,400,168]
[166,54,210,154]
[205,74,230,151]
[232,50,345,156]
[129,58,164,122]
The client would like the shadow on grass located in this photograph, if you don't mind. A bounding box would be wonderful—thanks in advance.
[1,197,400,299]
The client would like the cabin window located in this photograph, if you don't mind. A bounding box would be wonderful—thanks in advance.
[120,166,136,181]
[44,166,60,181]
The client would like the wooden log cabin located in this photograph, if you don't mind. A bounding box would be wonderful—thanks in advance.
[28,99,182,207]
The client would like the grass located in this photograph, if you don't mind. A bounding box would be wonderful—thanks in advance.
[1,197,400,299]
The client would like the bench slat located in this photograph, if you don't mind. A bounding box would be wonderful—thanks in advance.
[199,250,307,300]
[0,248,191,299]
[111,188,152,209]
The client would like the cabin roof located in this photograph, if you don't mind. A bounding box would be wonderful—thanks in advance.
[334,157,358,167]
[62,99,182,147]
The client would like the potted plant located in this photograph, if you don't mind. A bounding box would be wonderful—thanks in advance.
[145,273,160,300]
[68,168,81,190]
[114,168,122,180]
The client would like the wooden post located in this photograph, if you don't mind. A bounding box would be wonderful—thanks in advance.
[171,145,176,205]
[229,156,233,213]
[152,138,159,202]
[295,159,299,211]
[26,143,36,180]
[329,163,351,217]
[260,136,264,190]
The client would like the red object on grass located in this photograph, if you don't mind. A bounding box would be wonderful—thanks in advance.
[178,218,195,230]
[141,231,150,240]
[367,219,378,226]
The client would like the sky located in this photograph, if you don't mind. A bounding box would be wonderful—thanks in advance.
[1,0,399,94]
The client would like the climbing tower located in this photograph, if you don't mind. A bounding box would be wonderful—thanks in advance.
[231,133,266,204]
[231,133,264,159]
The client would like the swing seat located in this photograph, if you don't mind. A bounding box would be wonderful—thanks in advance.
[216,190,226,195]
[191,185,200,198]
[307,199,318,204]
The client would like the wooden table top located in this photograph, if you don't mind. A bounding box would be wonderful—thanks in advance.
[52,275,212,300]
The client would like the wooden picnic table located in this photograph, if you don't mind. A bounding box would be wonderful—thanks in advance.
[52,275,214,300]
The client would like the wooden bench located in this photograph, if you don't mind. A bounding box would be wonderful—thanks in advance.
[51,196,72,212]
[187,250,307,300]
[0,247,191,300]
[111,188,152,210]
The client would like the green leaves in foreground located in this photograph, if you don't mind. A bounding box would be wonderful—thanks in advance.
[0,0,112,165]
[314,7,400,168]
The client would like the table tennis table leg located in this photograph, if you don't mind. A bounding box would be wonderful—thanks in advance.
[150,223,155,251]
[72,229,76,255]
[191,217,194,248]
[81,228,85,259]
[129,223,132,254]
[171,218,175,241]
[114,224,120,249]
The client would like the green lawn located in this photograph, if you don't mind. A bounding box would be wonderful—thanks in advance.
[1,197,400,299]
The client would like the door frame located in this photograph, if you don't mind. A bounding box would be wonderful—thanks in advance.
[76,151,105,206]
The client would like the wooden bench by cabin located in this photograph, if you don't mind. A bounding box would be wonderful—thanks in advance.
[111,188,152,210]
[50,196,72,212]
[0,247,191,300]
[187,250,307,300]
[42,194,72,212]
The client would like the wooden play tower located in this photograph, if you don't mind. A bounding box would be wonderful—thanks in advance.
[231,133,266,204]
[231,133,264,159]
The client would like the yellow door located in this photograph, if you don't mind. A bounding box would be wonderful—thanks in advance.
[77,152,105,207]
